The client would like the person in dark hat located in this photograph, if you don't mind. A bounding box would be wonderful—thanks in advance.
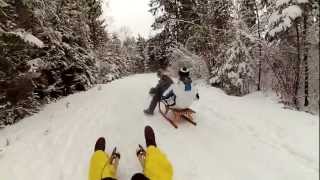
[162,67,199,109]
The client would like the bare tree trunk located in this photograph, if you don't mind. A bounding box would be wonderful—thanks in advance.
[254,1,262,91]
[302,10,309,106]
[175,0,179,43]
[294,23,302,108]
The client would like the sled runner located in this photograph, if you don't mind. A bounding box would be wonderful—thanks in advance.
[136,144,146,167]
[158,101,197,129]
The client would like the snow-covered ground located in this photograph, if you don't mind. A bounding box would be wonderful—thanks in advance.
[0,74,318,180]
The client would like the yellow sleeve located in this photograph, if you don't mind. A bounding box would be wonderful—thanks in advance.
[88,150,117,180]
[144,146,173,180]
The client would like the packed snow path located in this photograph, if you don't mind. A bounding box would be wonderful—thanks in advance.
[0,74,318,180]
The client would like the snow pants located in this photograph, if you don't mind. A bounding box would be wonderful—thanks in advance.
[143,146,173,180]
[147,92,162,113]
[89,150,117,180]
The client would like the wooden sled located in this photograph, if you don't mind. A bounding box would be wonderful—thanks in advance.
[159,101,197,129]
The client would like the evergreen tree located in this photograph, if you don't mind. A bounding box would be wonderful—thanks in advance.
[0,0,135,123]
[110,34,122,54]
[136,35,147,72]
[239,0,257,28]
[150,0,199,45]
[194,0,234,69]
[86,0,108,48]
[267,0,310,107]
[147,29,175,70]
[210,8,254,96]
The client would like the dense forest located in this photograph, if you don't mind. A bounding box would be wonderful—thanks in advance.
[0,0,319,126]
[0,0,148,125]
[147,0,319,110]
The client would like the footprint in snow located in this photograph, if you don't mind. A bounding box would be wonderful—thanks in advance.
[66,102,70,109]
[0,148,5,158]
[44,129,50,135]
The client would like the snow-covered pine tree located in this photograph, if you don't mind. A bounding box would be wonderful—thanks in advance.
[148,0,201,69]
[98,33,136,82]
[239,0,257,28]
[146,29,175,70]
[238,0,264,91]
[86,0,108,49]
[0,0,136,124]
[110,34,122,54]
[60,0,92,48]
[148,0,177,69]
[193,0,234,70]
[210,14,254,96]
[136,35,147,72]
[174,0,199,44]
[122,36,139,73]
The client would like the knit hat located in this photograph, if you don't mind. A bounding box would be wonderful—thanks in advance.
[178,67,190,78]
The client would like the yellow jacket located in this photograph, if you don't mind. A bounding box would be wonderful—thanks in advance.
[89,150,117,180]
[144,146,173,180]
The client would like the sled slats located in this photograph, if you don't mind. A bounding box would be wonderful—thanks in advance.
[173,109,197,126]
[159,101,197,129]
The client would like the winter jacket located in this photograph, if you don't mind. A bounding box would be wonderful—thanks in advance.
[144,146,173,180]
[153,75,174,95]
[89,150,117,180]
[162,77,199,109]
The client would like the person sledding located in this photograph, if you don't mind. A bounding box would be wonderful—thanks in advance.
[88,137,120,180]
[88,126,173,180]
[162,67,199,110]
[131,126,173,180]
[144,68,173,115]
[158,67,200,128]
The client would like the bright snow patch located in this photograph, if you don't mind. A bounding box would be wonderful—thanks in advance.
[12,30,44,48]
[0,0,8,7]
[268,3,306,37]
[276,0,291,7]
[297,0,309,3]
[0,74,318,180]
[271,5,303,36]
[276,0,309,7]
[283,5,303,19]
[28,58,45,72]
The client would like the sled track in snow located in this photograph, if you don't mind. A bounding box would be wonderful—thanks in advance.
[0,74,318,180]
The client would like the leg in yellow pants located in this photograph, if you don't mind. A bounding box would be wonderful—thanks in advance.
[133,126,173,180]
[89,137,119,180]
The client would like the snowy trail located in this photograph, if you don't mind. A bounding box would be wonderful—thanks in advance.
[0,74,318,180]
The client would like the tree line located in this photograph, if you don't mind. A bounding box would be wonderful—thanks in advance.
[147,0,319,112]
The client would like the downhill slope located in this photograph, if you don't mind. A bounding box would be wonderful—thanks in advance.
[0,74,318,180]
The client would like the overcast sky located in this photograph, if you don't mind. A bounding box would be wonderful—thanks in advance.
[102,0,155,39]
